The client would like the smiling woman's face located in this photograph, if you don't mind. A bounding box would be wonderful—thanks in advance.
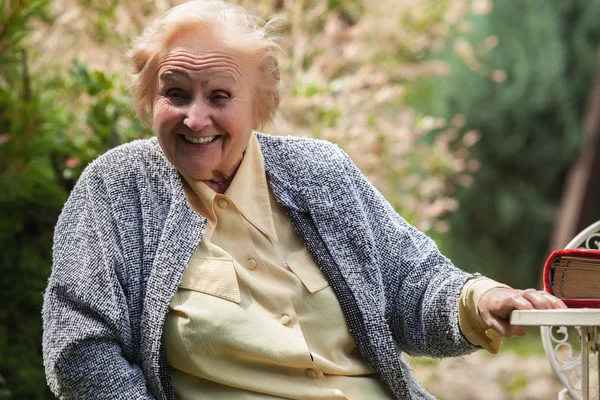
[151,27,259,192]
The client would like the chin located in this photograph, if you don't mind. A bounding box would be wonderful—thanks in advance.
[176,161,213,181]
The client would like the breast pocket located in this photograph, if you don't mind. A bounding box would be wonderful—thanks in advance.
[179,257,241,303]
[286,249,330,293]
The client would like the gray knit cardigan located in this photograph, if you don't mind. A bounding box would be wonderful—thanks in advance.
[43,132,479,400]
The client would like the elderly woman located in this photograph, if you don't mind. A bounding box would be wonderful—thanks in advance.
[42,1,565,399]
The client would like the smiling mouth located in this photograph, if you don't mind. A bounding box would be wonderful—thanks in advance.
[181,134,219,145]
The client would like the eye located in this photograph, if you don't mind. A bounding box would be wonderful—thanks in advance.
[209,91,230,106]
[165,88,188,103]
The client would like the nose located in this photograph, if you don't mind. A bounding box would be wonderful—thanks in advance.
[183,100,212,132]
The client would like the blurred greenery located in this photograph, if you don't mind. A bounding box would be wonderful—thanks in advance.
[2,0,600,398]
[501,327,545,356]
[0,1,148,397]
[408,0,600,287]
[1,2,57,398]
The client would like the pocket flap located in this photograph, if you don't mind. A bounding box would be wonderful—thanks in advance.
[179,257,241,303]
[286,250,329,293]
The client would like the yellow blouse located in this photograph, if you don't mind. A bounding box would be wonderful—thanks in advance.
[163,134,505,399]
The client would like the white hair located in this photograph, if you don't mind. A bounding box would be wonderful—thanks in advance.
[127,0,281,127]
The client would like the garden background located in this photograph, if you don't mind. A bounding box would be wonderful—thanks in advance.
[2,0,600,398]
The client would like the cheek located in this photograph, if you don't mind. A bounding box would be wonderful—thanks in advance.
[228,102,246,122]
[152,100,177,130]
[228,98,255,129]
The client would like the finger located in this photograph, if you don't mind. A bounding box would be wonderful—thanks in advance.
[540,291,568,309]
[507,292,535,310]
[522,289,568,310]
[522,289,553,309]
[504,324,527,338]
[492,292,534,319]
[486,317,526,338]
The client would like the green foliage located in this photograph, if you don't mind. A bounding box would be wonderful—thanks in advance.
[0,2,57,398]
[325,0,363,16]
[407,0,600,287]
[0,1,149,398]
[61,60,149,180]
[75,0,123,44]
[500,327,545,357]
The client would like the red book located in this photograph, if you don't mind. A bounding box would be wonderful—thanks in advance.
[544,249,600,308]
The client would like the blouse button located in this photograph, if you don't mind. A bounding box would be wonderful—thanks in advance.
[217,198,229,209]
[279,315,291,326]
[305,369,318,378]
[247,259,257,270]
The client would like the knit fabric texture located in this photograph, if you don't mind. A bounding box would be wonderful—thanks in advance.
[43,132,480,400]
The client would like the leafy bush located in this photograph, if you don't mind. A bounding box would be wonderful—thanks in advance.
[1,2,61,398]
[408,0,600,287]
[0,1,149,397]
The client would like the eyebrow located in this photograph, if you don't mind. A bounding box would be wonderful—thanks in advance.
[158,71,235,86]
[159,71,190,85]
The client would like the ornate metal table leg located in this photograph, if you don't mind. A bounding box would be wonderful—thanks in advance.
[583,326,590,400]
[595,327,600,398]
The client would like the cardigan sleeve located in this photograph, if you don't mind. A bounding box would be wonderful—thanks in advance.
[42,167,156,399]
[340,151,480,358]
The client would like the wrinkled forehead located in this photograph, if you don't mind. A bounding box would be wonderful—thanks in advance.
[155,25,251,85]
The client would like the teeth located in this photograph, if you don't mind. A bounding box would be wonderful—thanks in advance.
[184,135,216,144]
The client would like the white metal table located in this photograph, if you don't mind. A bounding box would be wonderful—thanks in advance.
[511,309,600,400]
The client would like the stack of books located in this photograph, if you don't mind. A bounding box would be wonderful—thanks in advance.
[544,249,600,308]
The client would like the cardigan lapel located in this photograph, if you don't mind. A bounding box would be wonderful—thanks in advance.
[265,169,412,398]
[257,133,411,396]
[140,143,208,399]
[261,144,382,296]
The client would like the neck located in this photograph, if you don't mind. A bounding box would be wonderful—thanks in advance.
[201,157,243,194]
[202,178,232,194]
